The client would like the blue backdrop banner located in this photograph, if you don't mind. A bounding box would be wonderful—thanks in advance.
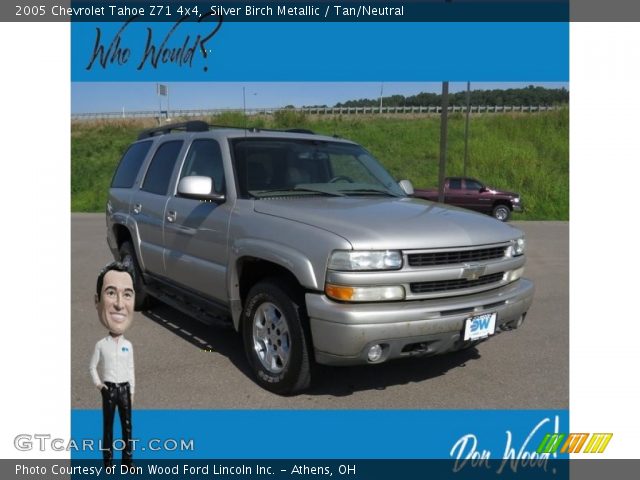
[72,409,568,460]
[71,21,569,81]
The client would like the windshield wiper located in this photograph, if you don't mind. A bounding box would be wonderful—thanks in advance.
[336,187,401,197]
[252,186,345,198]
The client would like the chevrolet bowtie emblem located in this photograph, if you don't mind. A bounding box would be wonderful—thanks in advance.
[462,263,486,281]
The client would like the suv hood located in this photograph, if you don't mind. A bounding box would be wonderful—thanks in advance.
[253,197,522,250]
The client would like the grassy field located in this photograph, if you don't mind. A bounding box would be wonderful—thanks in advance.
[71,109,568,220]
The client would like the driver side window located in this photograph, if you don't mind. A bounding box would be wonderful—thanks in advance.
[465,180,483,191]
[180,139,225,194]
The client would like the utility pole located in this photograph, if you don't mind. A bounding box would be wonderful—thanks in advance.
[463,81,471,177]
[438,81,449,203]
[379,82,384,114]
[243,86,246,130]
[157,83,162,124]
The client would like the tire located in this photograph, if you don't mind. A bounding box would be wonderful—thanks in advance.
[119,241,154,311]
[492,204,511,222]
[241,279,312,395]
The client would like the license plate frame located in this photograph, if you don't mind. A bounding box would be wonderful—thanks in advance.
[463,312,497,341]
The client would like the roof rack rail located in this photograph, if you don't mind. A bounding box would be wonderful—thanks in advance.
[208,124,260,132]
[137,122,318,140]
[206,125,315,135]
[285,128,315,134]
[137,120,209,140]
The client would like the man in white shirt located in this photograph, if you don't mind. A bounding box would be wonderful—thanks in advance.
[89,261,136,468]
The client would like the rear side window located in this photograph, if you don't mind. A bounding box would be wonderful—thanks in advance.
[111,141,152,188]
[142,141,184,195]
[449,179,462,189]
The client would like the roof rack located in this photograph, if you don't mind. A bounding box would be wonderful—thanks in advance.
[208,124,260,133]
[137,121,209,140]
[207,126,316,135]
[285,128,315,135]
[137,122,318,140]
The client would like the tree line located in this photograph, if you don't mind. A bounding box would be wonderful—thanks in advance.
[319,86,569,108]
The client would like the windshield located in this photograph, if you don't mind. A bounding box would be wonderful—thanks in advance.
[231,138,405,199]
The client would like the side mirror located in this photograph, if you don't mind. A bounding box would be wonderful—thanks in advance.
[398,179,414,196]
[177,176,225,202]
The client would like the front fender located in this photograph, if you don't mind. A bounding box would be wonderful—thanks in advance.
[227,239,320,330]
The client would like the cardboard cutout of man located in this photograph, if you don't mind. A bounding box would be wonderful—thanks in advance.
[89,262,136,468]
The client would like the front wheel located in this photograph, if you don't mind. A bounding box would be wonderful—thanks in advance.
[241,279,312,395]
[119,241,154,311]
[492,204,511,222]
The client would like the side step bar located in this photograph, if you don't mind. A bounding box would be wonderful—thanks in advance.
[145,284,233,330]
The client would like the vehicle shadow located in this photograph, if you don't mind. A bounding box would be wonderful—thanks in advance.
[307,348,481,397]
[141,302,483,397]
[140,303,253,379]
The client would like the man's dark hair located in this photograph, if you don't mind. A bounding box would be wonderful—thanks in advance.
[96,261,135,297]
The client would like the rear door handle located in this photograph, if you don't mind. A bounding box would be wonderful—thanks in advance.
[167,210,177,223]
[133,203,142,214]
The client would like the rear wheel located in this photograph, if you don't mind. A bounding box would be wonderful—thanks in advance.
[492,204,511,222]
[242,279,311,395]
[119,241,154,311]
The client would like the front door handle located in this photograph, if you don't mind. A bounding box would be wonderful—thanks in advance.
[167,210,177,223]
[133,203,142,214]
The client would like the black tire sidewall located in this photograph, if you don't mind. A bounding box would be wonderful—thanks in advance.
[242,280,310,395]
[118,241,150,311]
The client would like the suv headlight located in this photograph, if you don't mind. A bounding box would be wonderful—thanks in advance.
[510,237,526,257]
[328,250,403,271]
[325,284,405,302]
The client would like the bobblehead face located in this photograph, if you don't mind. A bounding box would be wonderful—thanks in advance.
[95,270,135,336]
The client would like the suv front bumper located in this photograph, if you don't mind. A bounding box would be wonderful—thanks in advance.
[306,278,534,366]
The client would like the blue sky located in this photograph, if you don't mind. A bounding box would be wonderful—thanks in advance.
[71,82,569,114]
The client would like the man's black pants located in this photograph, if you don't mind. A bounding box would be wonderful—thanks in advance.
[101,382,133,465]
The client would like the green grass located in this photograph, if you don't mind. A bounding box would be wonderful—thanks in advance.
[71,109,568,220]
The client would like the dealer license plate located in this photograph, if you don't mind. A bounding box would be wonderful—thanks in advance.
[463,312,497,341]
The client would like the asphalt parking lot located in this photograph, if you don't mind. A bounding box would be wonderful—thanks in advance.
[72,214,568,409]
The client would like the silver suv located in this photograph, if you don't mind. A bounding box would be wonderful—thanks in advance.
[106,121,534,394]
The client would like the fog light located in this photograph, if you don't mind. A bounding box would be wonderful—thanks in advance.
[500,314,526,331]
[506,267,525,282]
[368,344,383,362]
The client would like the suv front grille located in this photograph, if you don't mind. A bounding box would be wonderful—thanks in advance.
[410,272,505,294]
[407,246,507,267]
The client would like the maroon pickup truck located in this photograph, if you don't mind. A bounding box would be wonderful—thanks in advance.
[412,177,522,221]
